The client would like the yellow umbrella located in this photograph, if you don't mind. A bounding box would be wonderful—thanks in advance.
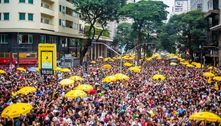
[59,79,74,86]
[69,76,83,81]
[1,103,33,119]
[152,74,166,81]
[124,62,133,67]
[56,67,62,71]
[213,76,221,81]
[0,69,6,74]
[90,61,96,64]
[16,86,36,95]
[65,90,87,98]
[186,64,194,68]
[146,57,153,61]
[129,66,141,73]
[114,73,130,81]
[74,84,93,92]
[17,67,26,72]
[102,76,116,83]
[102,64,112,69]
[203,72,215,78]
[189,112,221,122]
[60,68,71,73]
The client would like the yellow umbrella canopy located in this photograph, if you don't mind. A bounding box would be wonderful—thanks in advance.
[74,84,93,92]
[16,86,37,95]
[0,69,6,74]
[1,103,33,119]
[102,64,112,69]
[69,76,83,81]
[65,90,87,99]
[189,112,221,122]
[60,68,71,73]
[129,66,141,73]
[90,61,96,64]
[17,67,26,72]
[59,79,74,86]
[56,67,62,71]
[124,62,133,67]
[102,76,116,83]
[213,76,221,81]
[186,64,195,68]
[146,57,153,61]
[152,74,166,81]
[203,72,215,78]
[114,73,130,81]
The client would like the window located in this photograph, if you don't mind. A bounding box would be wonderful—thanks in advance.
[19,13,25,20]
[28,0,33,4]
[59,19,61,26]
[40,35,46,43]
[3,13,9,20]
[48,36,57,43]
[19,0,25,3]
[19,34,33,44]
[28,13,33,21]
[59,5,62,12]
[4,0,9,3]
[0,34,8,44]
[73,23,78,30]
[0,0,1,3]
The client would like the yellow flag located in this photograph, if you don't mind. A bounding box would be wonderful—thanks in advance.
[214,82,219,91]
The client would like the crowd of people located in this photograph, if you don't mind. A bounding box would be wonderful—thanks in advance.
[0,57,220,126]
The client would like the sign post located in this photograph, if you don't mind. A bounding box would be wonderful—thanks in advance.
[38,44,57,75]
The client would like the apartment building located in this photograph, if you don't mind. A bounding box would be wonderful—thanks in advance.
[0,0,112,65]
[172,0,191,15]
[203,0,221,66]
[190,0,208,12]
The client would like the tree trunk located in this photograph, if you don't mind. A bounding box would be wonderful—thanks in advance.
[136,31,142,65]
[80,23,95,65]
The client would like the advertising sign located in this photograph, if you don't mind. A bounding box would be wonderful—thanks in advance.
[38,44,57,75]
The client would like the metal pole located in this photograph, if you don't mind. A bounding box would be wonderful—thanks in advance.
[120,54,123,73]
[17,33,20,67]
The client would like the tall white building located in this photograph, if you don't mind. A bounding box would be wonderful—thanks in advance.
[172,0,191,15]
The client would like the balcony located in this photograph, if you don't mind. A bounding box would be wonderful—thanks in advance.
[205,0,220,17]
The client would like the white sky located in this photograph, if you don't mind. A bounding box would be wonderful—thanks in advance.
[161,0,174,14]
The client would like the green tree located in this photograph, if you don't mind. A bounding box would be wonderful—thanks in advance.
[158,10,206,60]
[73,0,126,64]
[112,23,136,51]
[120,0,168,63]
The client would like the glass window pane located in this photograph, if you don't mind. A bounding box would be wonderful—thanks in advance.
[28,34,33,44]
[19,0,25,3]
[4,0,9,3]
[3,13,9,20]
[28,13,33,21]
[19,13,25,20]
[28,0,33,4]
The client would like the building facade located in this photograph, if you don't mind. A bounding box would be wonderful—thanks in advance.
[0,0,111,65]
[203,0,221,66]
[190,0,208,12]
[172,0,191,15]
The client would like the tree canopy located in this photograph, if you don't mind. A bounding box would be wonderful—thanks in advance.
[73,0,126,63]
[119,0,168,63]
[158,10,207,59]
